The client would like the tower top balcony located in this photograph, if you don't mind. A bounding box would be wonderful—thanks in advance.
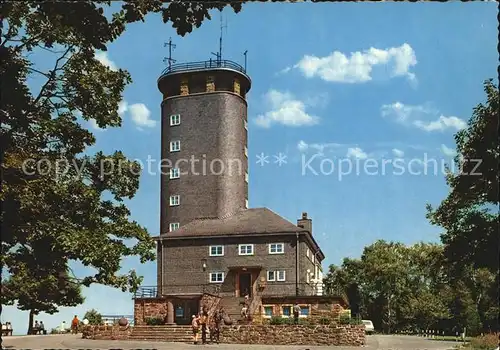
[157,59,251,99]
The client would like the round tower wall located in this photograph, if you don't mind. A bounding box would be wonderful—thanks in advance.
[160,89,248,233]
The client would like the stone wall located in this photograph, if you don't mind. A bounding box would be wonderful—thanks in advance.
[82,325,132,340]
[134,298,167,325]
[200,293,222,316]
[220,324,365,346]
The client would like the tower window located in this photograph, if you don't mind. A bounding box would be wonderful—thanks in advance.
[170,140,180,152]
[169,222,180,231]
[170,114,181,126]
[245,172,248,183]
[245,199,249,209]
[244,147,248,157]
[244,120,248,130]
[169,195,180,206]
[170,168,180,179]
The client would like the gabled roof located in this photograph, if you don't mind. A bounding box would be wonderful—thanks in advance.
[161,208,305,238]
[155,207,326,260]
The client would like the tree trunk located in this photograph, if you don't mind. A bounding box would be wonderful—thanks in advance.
[27,309,34,335]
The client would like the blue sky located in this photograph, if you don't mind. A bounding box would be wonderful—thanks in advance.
[3,2,497,334]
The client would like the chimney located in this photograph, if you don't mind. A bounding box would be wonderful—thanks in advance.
[297,212,312,234]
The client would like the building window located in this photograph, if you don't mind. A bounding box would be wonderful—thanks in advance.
[209,245,224,256]
[170,140,180,152]
[175,306,184,318]
[169,195,180,206]
[170,114,180,126]
[244,120,248,130]
[300,306,310,317]
[282,306,292,317]
[239,244,254,256]
[169,222,179,231]
[277,270,286,281]
[267,270,285,282]
[244,147,248,157]
[263,306,273,318]
[269,243,284,254]
[245,172,248,183]
[245,199,249,209]
[267,271,275,282]
[209,272,224,283]
[170,168,180,179]
[306,248,310,258]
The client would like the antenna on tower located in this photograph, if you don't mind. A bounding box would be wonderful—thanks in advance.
[243,50,248,71]
[211,12,227,64]
[163,37,176,69]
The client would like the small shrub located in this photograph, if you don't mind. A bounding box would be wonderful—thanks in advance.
[145,317,164,325]
[269,316,285,325]
[339,315,351,325]
[469,333,498,350]
[50,328,58,334]
[318,317,331,325]
[349,318,363,325]
[83,309,103,325]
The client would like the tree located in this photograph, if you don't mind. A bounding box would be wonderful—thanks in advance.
[426,79,499,332]
[2,255,84,335]
[1,1,244,333]
[83,309,103,325]
[324,241,451,333]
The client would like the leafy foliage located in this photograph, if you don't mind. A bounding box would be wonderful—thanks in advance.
[324,241,451,333]
[0,0,244,333]
[83,309,103,325]
[145,316,164,325]
[426,79,499,333]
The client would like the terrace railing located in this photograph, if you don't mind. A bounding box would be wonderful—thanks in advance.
[160,59,247,77]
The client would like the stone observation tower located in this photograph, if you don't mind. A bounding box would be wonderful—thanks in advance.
[158,57,252,234]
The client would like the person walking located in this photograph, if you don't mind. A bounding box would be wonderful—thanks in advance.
[191,315,200,345]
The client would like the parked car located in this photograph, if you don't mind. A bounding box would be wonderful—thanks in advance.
[362,320,374,334]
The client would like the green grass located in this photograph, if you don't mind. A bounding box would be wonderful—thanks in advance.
[426,335,472,342]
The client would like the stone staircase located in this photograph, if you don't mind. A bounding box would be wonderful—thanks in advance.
[221,297,245,323]
[220,296,262,324]
[129,325,192,343]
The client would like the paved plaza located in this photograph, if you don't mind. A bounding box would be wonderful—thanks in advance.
[2,334,461,350]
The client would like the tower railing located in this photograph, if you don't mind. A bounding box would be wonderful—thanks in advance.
[160,59,247,77]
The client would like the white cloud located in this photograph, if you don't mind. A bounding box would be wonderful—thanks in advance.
[94,51,118,71]
[285,43,417,83]
[392,148,405,158]
[128,103,156,129]
[413,116,467,132]
[255,90,319,128]
[346,147,368,159]
[297,140,344,155]
[440,144,457,157]
[381,102,466,132]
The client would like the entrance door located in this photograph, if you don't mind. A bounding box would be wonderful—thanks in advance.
[239,273,252,297]
[174,299,199,325]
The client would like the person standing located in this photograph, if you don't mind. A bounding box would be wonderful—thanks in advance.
[214,308,224,344]
[71,315,79,334]
[191,315,200,345]
[293,303,301,324]
[200,310,208,345]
